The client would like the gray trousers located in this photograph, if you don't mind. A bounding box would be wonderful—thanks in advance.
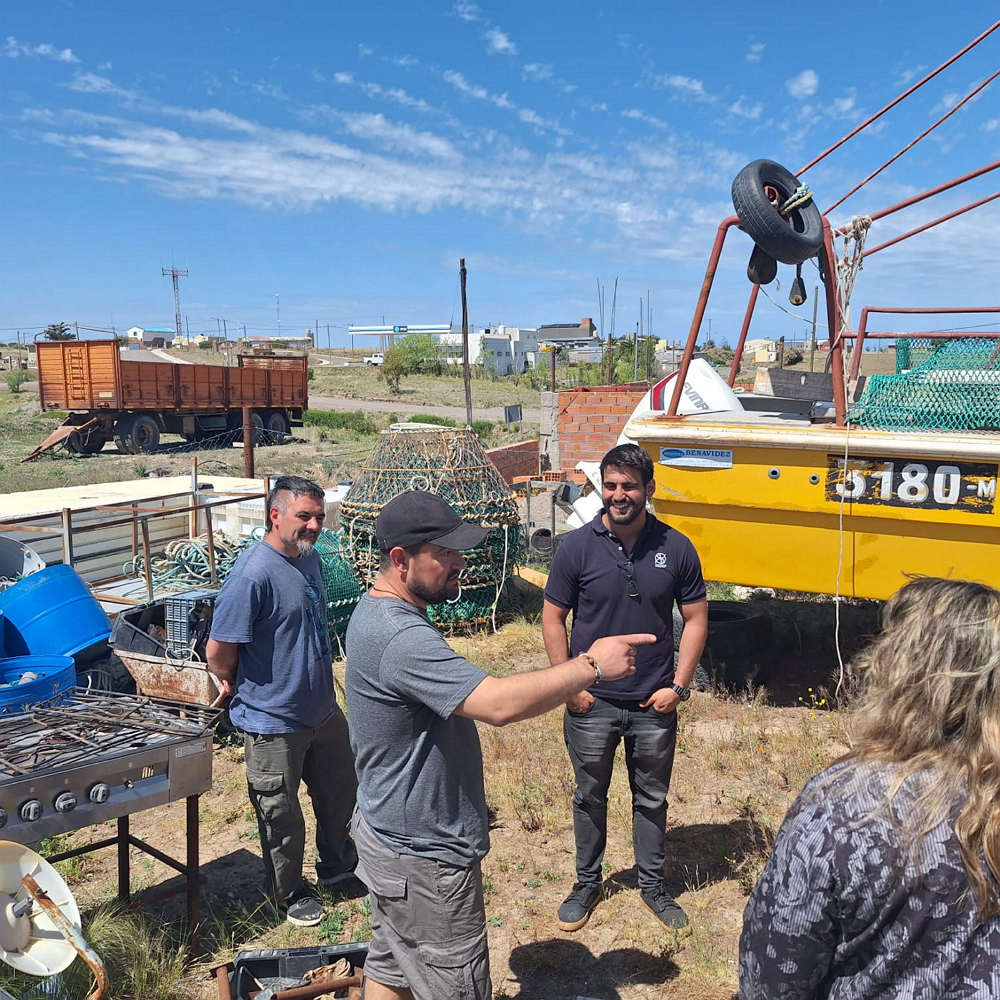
[563,696,678,892]
[243,704,358,904]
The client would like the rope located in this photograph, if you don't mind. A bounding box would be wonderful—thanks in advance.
[780,183,814,215]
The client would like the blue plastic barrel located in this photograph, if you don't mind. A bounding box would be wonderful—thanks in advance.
[0,655,76,713]
[0,609,5,657]
[0,565,112,658]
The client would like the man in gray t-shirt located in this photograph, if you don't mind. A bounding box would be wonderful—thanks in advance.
[208,476,357,929]
[346,490,655,1000]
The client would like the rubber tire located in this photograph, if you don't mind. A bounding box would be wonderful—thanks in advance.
[113,415,137,454]
[692,601,773,692]
[265,410,290,441]
[67,429,109,454]
[704,600,772,659]
[129,414,161,453]
[731,159,824,266]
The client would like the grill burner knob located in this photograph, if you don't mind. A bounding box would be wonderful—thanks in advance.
[88,783,111,804]
[20,799,43,822]
[54,792,78,813]
[0,807,6,829]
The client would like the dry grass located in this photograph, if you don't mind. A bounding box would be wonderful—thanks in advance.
[22,616,844,999]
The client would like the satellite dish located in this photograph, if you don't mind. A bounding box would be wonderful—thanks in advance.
[0,840,82,976]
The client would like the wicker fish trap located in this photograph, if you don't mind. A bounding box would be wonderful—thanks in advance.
[339,426,524,631]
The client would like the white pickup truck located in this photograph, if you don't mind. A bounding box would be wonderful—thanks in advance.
[363,352,384,366]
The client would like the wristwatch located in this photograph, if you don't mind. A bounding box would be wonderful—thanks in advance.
[670,683,691,702]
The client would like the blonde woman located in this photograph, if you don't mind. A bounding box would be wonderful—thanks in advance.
[739,577,1000,999]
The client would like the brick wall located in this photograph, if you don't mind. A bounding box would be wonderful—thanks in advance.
[485,439,539,484]
[555,383,649,469]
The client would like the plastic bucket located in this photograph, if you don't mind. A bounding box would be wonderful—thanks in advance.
[0,565,112,659]
[0,655,76,713]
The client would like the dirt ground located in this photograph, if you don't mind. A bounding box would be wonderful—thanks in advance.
[34,599,864,1000]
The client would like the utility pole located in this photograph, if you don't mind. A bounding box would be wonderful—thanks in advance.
[809,287,819,372]
[326,324,330,349]
[276,293,281,339]
[460,259,472,430]
[162,266,188,344]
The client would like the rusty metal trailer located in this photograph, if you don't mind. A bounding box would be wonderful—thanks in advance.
[24,340,308,459]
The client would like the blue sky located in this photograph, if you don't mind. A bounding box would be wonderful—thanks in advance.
[2,2,999,349]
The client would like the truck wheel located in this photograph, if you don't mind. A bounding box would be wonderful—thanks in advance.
[67,429,109,455]
[265,411,290,442]
[114,414,160,453]
[731,159,824,266]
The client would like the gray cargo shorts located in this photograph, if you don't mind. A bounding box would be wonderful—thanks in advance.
[352,806,491,1000]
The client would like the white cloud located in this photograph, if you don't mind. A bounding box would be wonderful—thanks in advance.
[452,2,481,21]
[324,76,447,119]
[161,106,260,134]
[729,97,763,120]
[97,61,112,71]
[67,72,138,101]
[339,112,457,159]
[334,71,354,84]
[983,118,1000,132]
[523,63,553,81]
[746,42,765,63]
[655,74,712,102]
[483,27,517,56]
[787,69,819,98]
[358,44,373,57]
[5,36,79,62]
[390,55,419,67]
[311,69,325,83]
[621,108,667,129]
[253,81,289,101]
[443,70,512,109]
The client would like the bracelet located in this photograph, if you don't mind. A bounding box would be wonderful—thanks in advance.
[579,652,602,686]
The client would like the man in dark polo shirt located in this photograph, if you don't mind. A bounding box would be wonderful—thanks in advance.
[543,443,708,932]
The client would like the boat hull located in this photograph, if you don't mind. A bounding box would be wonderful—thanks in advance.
[627,416,1000,600]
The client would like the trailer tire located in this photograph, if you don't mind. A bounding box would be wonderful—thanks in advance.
[265,410,290,442]
[66,429,109,455]
[114,414,160,453]
[731,159,824,265]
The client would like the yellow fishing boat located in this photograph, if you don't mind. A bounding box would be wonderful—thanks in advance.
[623,28,1000,601]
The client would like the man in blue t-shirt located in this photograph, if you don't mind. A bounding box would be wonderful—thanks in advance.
[543,443,708,933]
[208,475,357,928]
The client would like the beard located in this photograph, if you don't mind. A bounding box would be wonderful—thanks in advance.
[408,572,461,606]
[604,497,644,526]
[296,534,318,556]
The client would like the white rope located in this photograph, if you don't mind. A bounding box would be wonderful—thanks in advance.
[489,524,511,634]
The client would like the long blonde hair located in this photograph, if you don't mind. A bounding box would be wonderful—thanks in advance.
[844,576,1000,918]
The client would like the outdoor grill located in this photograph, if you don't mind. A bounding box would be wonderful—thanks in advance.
[0,690,219,950]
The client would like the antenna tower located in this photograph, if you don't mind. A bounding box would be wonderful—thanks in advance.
[162,266,188,341]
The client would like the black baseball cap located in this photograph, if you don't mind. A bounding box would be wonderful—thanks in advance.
[376,491,490,552]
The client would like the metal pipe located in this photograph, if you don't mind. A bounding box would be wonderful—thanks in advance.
[818,220,847,425]
[835,160,1000,233]
[187,794,202,956]
[243,405,254,478]
[728,283,760,386]
[863,190,1000,257]
[797,19,1000,176]
[139,517,155,602]
[667,216,740,416]
[61,507,74,566]
[825,68,1000,215]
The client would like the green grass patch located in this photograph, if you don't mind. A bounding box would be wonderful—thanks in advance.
[408,413,458,427]
[303,409,378,434]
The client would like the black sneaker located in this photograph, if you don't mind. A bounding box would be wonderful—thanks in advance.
[284,894,324,927]
[557,882,603,931]
[640,886,688,929]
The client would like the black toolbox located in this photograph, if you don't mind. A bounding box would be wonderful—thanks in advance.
[231,942,368,1000]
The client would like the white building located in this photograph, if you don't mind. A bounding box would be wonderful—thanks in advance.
[126,326,175,347]
[437,325,539,375]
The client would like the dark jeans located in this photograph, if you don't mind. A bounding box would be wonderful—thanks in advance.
[244,704,358,904]
[563,696,678,892]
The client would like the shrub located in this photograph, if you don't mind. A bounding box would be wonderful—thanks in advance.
[198,340,213,350]
[408,414,457,427]
[307,367,315,381]
[303,409,378,434]
[472,419,495,437]
[4,369,29,393]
